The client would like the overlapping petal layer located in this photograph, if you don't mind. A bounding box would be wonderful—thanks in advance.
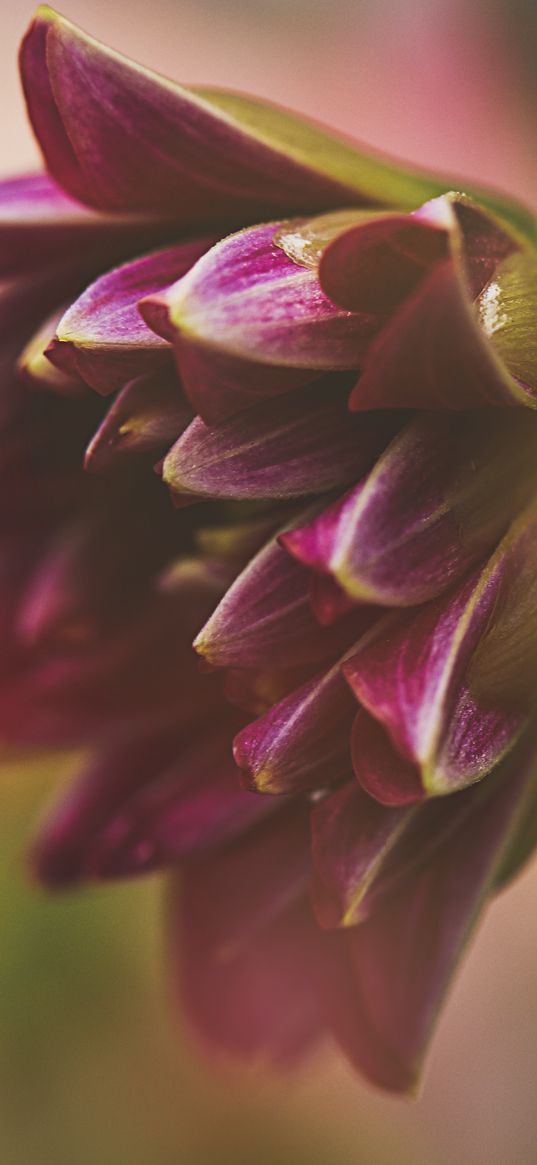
[2,5,536,1100]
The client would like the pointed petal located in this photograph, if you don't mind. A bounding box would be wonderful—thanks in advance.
[48,241,214,393]
[325,743,537,1092]
[194,521,377,669]
[163,374,398,501]
[18,306,87,395]
[141,222,380,380]
[344,506,537,801]
[233,661,356,795]
[32,722,185,886]
[311,780,412,926]
[84,370,192,472]
[283,409,537,606]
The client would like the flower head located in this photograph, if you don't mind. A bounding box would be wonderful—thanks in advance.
[2,6,537,1092]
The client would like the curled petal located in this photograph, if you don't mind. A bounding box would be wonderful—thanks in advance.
[21,10,528,228]
[48,241,214,393]
[317,194,537,411]
[164,375,399,501]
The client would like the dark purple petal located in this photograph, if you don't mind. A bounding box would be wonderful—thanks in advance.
[195,522,378,669]
[0,171,170,277]
[20,11,471,225]
[233,661,356,794]
[324,743,537,1092]
[344,507,537,801]
[174,890,324,1064]
[33,715,275,884]
[164,375,399,501]
[84,370,193,472]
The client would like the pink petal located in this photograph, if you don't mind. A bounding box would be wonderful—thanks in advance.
[48,240,215,393]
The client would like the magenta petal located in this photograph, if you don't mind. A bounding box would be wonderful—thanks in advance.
[164,375,398,501]
[48,241,215,393]
[319,211,450,313]
[195,523,379,669]
[325,744,537,1092]
[143,222,380,377]
[283,410,537,606]
[84,370,193,472]
[350,709,426,806]
[349,260,532,410]
[344,507,537,801]
[233,661,356,795]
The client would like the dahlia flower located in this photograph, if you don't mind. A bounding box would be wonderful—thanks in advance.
[3,5,537,1093]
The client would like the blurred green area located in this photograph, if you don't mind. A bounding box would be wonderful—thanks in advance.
[0,760,399,1165]
[2,757,537,1165]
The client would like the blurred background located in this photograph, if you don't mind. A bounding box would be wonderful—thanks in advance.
[1,2,537,1162]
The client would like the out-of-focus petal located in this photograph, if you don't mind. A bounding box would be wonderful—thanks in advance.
[18,307,87,395]
[0,171,170,277]
[172,808,317,1063]
[48,241,215,392]
[84,370,192,472]
[324,742,537,1092]
[175,890,323,1064]
[33,714,275,885]
[163,375,399,501]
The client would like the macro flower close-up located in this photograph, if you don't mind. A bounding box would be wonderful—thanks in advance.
[1,0,537,1126]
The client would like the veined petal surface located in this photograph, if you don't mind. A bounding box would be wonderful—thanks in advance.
[344,506,537,802]
[48,241,215,392]
[22,10,535,232]
[283,409,537,606]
